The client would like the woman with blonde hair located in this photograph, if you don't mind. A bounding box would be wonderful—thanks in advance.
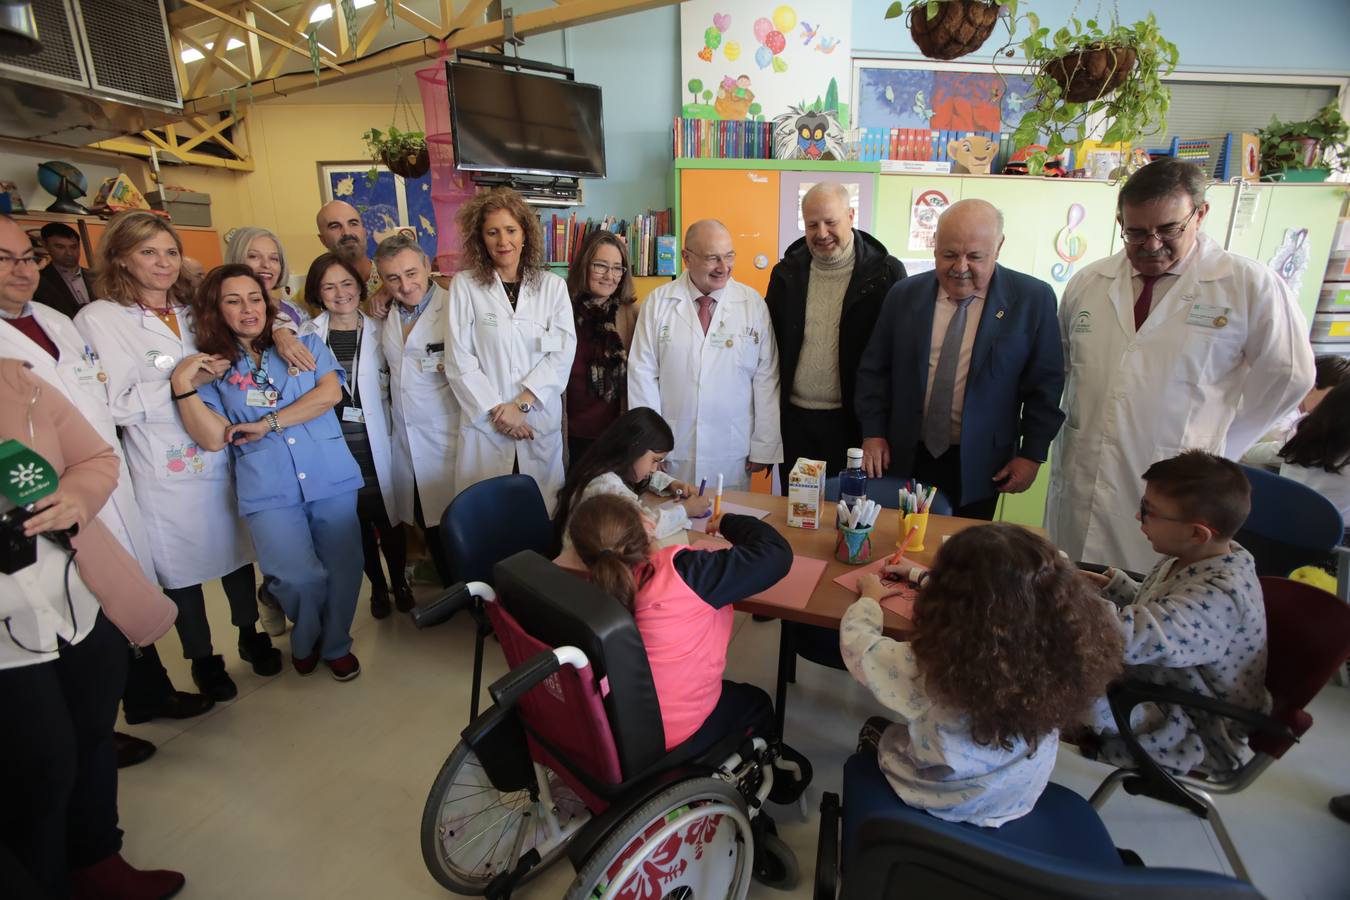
[224,225,308,326]
[445,187,576,512]
[564,230,638,466]
[75,212,279,704]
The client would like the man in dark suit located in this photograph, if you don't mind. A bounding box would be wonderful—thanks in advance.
[34,222,94,318]
[766,182,904,490]
[855,199,1065,519]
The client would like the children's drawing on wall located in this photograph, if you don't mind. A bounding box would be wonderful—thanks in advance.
[321,164,437,262]
[773,103,845,160]
[681,0,852,130]
[1269,227,1311,298]
[1051,203,1088,283]
[856,65,1032,133]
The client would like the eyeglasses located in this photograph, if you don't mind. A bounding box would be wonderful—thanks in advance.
[1138,498,1197,527]
[690,251,736,266]
[0,253,50,274]
[588,262,626,277]
[1120,207,1199,245]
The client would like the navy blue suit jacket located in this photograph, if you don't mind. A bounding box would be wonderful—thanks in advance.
[854,265,1066,505]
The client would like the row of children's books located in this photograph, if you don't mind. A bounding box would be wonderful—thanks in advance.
[539,209,677,276]
[672,117,774,160]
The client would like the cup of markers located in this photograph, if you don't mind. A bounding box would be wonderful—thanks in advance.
[898,482,938,553]
[835,498,881,565]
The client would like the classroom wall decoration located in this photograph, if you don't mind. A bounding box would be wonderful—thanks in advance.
[854,62,1033,134]
[908,186,951,252]
[681,0,853,142]
[1269,227,1312,298]
[319,163,437,262]
[1051,202,1088,283]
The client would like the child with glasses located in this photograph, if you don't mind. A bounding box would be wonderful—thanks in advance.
[1080,450,1269,775]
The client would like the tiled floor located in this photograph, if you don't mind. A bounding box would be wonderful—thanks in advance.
[118,581,1350,899]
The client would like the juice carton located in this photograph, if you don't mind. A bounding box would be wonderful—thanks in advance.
[786,457,826,529]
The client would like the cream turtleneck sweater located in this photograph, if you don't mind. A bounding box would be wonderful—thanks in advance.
[790,238,856,409]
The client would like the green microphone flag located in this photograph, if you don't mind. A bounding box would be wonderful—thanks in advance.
[0,439,60,508]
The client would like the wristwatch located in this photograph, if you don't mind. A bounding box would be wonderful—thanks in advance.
[516,401,532,413]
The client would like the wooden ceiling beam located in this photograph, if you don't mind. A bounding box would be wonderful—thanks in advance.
[181,0,678,115]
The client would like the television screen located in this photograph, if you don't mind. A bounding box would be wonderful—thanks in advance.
[448,63,606,179]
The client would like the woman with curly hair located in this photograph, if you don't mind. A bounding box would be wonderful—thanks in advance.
[840,524,1123,826]
[445,187,576,512]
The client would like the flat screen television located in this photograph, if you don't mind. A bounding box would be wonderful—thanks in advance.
[448,63,606,179]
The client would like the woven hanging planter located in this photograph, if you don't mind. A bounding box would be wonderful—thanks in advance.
[909,0,1002,60]
[382,144,430,180]
[1043,45,1138,103]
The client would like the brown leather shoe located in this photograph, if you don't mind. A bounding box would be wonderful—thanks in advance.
[114,731,156,769]
[70,852,184,899]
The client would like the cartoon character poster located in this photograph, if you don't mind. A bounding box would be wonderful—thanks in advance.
[855,65,1033,134]
[680,0,853,140]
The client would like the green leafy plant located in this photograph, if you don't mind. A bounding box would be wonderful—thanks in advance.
[1009,12,1179,175]
[1257,103,1350,176]
[885,0,1017,61]
[361,125,428,183]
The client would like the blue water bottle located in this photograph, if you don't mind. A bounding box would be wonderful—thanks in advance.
[839,447,868,510]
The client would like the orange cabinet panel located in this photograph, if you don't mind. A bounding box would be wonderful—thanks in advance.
[680,169,780,298]
[16,216,222,270]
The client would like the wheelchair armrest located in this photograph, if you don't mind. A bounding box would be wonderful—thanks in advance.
[1103,679,1294,815]
[487,646,589,709]
[1107,679,1295,745]
[814,792,840,900]
[410,582,472,629]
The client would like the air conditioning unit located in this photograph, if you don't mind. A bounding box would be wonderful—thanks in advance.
[0,0,182,145]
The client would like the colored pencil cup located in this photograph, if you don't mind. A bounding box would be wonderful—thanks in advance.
[835,524,874,565]
[902,512,929,553]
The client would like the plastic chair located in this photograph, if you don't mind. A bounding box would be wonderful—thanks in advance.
[1088,576,1350,882]
[414,551,803,897]
[434,474,553,718]
[824,475,954,515]
[815,752,1262,899]
[1236,465,1347,599]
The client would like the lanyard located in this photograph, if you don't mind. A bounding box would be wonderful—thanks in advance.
[242,344,272,390]
[327,316,363,406]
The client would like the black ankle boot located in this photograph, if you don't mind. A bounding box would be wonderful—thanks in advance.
[238,629,282,676]
[393,581,415,613]
[190,654,237,701]
[370,584,391,619]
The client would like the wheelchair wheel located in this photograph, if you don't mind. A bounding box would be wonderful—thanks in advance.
[564,777,754,900]
[421,740,588,894]
[753,831,800,891]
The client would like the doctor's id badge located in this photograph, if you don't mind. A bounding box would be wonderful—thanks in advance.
[1186,304,1232,328]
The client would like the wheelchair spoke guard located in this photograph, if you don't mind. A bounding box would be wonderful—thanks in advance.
[421,740,589,894]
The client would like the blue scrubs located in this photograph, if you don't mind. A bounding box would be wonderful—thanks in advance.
[199,334,365,661]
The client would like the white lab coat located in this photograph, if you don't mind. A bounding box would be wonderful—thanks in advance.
[380,285,459,527]
[1047,233,1314,572]
[75,300,253,590]
[301,312,399,524]
[445,270,576,515]
[627,272,782,491]
[0,304,155,581]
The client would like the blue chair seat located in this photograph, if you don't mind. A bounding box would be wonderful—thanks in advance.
[841,752,1121,871]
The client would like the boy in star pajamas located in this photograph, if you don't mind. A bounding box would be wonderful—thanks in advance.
[1082,450,1269,775]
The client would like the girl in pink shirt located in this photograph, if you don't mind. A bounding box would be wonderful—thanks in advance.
[567,493,790,754]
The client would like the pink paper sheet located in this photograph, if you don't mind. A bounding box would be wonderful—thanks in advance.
[688,532,827,610]
[831,556,920,621]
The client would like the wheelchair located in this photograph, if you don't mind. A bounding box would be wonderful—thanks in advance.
[413,550,809,898]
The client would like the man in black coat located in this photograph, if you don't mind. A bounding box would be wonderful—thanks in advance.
[765,182,904,490]
[34,222,95,318]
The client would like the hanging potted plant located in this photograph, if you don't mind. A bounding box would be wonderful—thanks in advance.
[1256,103,1350,183]
[1009,12,1179,175]
[885,0,1017,61]
[362,125,430,181]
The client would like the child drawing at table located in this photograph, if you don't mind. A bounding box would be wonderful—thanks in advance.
[554,407,711,554]
[568,493,807,781]
[841,524,1122,826]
